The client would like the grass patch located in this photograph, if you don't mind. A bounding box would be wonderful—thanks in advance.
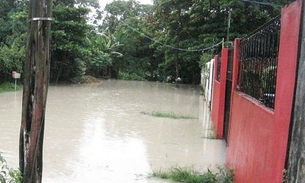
[0,82,22,93]
[151,111,195,119]
[152,166,234,183]
[152,170,171,179]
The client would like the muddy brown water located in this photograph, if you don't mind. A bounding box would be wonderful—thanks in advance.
[0,80,226,183]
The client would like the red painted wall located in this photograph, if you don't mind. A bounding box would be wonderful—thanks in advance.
[226,1,302,183]
[228,93,275,183]
[211,49,229,138]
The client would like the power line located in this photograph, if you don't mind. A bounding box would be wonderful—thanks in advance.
[239,0,282,8]
[121,21,223,52]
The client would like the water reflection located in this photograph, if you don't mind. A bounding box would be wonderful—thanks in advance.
[0,80,225,183]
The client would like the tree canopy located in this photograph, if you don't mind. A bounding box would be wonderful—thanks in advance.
[0,0,289,84]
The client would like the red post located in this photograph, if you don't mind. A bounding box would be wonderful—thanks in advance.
[211,49,229,139]
[231,39,240,92]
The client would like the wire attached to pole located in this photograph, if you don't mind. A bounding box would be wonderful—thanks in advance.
[121,21,224,52]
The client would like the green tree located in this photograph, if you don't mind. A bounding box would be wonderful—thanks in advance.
[114,16,155,80]
[0,0,27,82]
[152,0,202,83]
[101,0,144,34]
[149,0,283,84]
[51,1,93,83]
[100,0,155,80]
[85,32,124,77]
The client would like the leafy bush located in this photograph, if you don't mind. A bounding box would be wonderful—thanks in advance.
[86,51,112,77]
[118,72,145,81]
[0,45,24,83]
[198,52,214,68]
[0,82,22,93]
[152,166,234,183]
[0,152,22,183]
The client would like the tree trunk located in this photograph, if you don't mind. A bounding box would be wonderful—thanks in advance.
[19,0,52,182]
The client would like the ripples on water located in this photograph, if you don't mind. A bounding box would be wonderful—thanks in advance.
[0,80,225,183]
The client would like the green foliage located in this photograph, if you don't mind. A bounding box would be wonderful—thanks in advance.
[151,111,195,119]
[101,0,149,34]
[152,170,170,179]
[152,166,234,183]
[152,0,283,83]
[119,72,145,81]
[0,82,22,93]
[0,152,22,183]
[75,0,99,8]
[0,0,27,83]
[217,167,235,183]
[87,51,111,76]
[0,0,288,84]
[85,32,123,78]
[51,2,94,83]
[199,52,214,68]
[101,0,155,80]
[169,167,205,183]
[0,45,25,82]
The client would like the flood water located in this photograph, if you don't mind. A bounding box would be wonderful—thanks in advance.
[0,80,226,183]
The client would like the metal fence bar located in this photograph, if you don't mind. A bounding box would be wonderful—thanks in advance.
[227,49,234,80]
[217,55,221,82]
[238,15,281,109]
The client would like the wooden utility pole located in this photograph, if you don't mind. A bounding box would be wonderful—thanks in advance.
[286,3,305,182]
[19,0,52,182]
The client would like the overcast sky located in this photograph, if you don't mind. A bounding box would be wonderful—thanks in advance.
[99,0,153,9]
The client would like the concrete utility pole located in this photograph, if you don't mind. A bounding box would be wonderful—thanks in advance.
[286,3,305,183]
[19,0,52,182]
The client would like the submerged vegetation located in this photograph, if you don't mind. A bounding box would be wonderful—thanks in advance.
[0,152,22,183]
[152,111,196,119]
[152,166,234,183]
[141,111,196,119]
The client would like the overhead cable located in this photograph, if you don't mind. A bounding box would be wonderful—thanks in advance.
[239,0,282,8]
[121,21,223,52]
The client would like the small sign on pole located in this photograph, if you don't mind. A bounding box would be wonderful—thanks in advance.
[12,71,21,91]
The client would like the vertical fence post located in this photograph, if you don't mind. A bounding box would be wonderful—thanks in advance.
[225,38,239,144]
[216,48,229,139]
[231,39,240,93]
